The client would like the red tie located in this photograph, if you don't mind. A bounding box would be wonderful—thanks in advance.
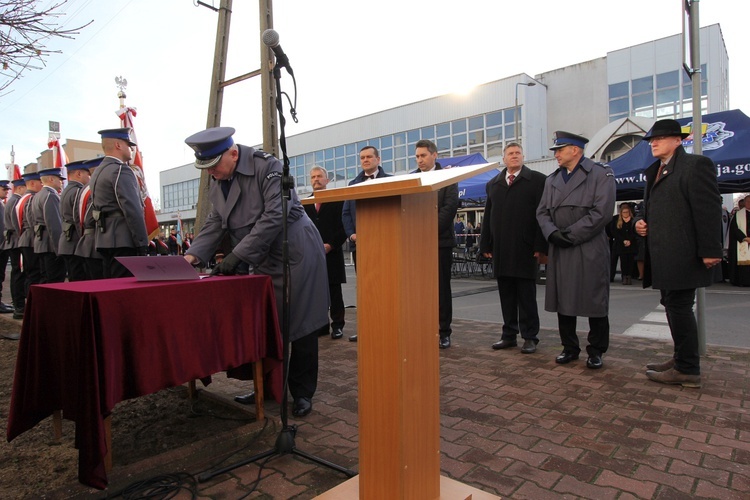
[315,203,321,212]
[508,174,515,186]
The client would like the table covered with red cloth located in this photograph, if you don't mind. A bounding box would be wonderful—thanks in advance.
[6,275,283,489]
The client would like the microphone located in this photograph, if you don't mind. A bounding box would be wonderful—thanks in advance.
[262,29,293,75]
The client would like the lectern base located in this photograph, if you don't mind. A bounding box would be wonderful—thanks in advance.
[315,475,501,499]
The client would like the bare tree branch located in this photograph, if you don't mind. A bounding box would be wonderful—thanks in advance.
[0,0,92,96]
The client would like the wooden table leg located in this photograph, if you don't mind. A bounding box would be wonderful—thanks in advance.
[253,361,264,421]
[104,415,112,472]
[52,410,62,441]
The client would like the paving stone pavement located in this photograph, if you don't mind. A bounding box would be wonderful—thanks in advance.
[47,305,750,499]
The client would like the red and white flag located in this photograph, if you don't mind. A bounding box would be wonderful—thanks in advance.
[116,106,160,239]
[47,138,69,188]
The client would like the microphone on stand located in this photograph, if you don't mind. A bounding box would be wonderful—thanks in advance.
[262,29,293,75]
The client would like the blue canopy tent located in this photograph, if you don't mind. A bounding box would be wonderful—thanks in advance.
[610,109,750,200]
[436,153,497,204]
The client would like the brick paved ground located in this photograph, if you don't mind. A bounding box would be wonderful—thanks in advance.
[49,308,750,499]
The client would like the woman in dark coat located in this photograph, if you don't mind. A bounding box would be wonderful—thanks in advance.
[611,203,638,284]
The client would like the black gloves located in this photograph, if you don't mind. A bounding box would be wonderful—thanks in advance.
[211,252,242,275]
[548,229,574,248]
[136,246,148,256]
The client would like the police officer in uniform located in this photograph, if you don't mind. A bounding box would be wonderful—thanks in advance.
[183,127,329,418]
[0,180,14,314]
[5,178,27,318]
[89,128,149,278]
[32,167,66,283]
[73,158,105,280]
[58,159,92,281]
[536,131,616,369]
[17,168,43,298]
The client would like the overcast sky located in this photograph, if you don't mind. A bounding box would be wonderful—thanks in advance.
[0,0,747,207]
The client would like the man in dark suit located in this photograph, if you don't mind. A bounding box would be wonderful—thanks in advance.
[480,142,547,354]
[304,166,348,340]
[89,128,149,278]
[413,139,459,349]
[341,146,392,342]
[635,119,722,388]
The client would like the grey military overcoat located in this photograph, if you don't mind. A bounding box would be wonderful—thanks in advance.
[536,158,616,317]
[89,156,148,250]
[57,180,84,256]
[3,193,21,250]
[186,146,329,342]
[31,186,62,254]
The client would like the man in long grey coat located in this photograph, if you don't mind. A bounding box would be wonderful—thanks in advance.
[31,167,66,283]
[537,131,616,369]
[89,127,149,278]
[635,119,722,388]
[184,127,328,418]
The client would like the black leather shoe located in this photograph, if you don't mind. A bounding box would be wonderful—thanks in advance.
[492,339,517,350]
[12,309,23,320]
[331,328,343,339]
[520,339,537,354]
[292,397,312,417]
[349,334,358,342]
[234,392,256,405]
[0,303,13,314]
[439,337,451,349]
[586,354,603,369]
[1,332,20,340]
[555,351,579,364]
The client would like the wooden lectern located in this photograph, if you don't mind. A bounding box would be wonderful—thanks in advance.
[306,164,501,499]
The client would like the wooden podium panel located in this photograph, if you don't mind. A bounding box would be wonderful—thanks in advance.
[308,163,501,499]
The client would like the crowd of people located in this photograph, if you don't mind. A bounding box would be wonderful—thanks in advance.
[2,118,746,404]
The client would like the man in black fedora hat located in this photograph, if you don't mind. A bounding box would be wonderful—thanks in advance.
[635,118,722,388]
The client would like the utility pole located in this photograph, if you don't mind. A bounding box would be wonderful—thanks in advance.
[193,0,278,233]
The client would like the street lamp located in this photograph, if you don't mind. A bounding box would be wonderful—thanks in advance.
[514,81,536,145]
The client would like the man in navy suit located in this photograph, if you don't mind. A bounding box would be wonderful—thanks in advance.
[304,166,348,340]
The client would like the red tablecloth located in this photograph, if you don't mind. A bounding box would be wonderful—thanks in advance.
[6,275,282,489]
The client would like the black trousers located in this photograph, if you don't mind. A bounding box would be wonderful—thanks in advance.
[288,331,319,400]
[64,254,88,282]
[438,246,453,339]
[0,249,8,303]
[99,247,137,279]
[85,257,105,280]
[557,313,609,356]
[329,282,345,331]
[21,247,42,295]
[660,289,700,375]
[497,276,539,341]
[39,252,67,283]
[8,248,25,311]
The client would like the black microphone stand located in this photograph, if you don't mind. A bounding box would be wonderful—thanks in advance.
[197,59,356,484]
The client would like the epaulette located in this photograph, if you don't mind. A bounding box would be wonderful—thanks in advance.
[253,150,273,160]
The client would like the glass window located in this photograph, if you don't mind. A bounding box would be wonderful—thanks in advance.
[335,146,344,158]
[325,148,334,160]
[452,134,467,149]
[505,124,515,140]
[408,157,417,171]
[345,143,356,156]
[656,105,676,117]
[486,111,502,127]
[610,113,628,122]
[487,142,503,159]
[657,88,679,105]
[609,97,629,115]
[656,71,679,88]
[380,135,393,148]
[701,80,707,97]
[468,115,483,131]
[451,119,466,134]
[395,158,407,172]
[407,129,420,143]
[469,144,485,155]
[504,108,516,123]
[393,132,406,146]
[381,160,393,174]
[381,148,393,161]
[346,167,357,180]
[421,126,434,139]
[368,137,380,149]
[356,141,368,152]
[305,152,314,166]
[325,159,334,172]
[436,137,450,152]
[633,93,653,110]
[346,155,357,167]
[469,130,484,145]
[452,148,467,156]
[335,157,345,170]
[486,126,502,143]
[632,76,653,94]
[436,122,450,137]
[394,145,406,159]
[635,107,654,119]
[608,81,629,99]
[314,150,324,163]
